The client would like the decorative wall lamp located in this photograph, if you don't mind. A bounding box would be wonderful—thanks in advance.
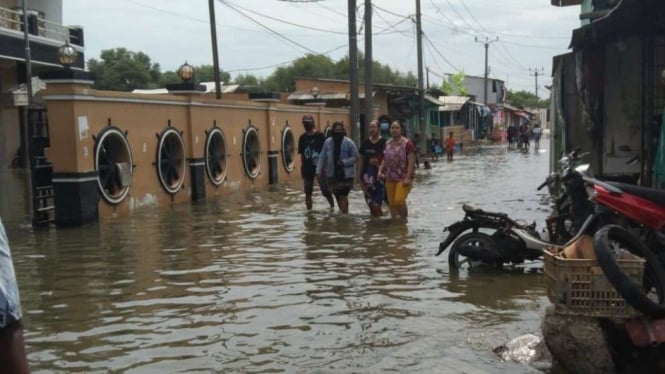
[167,61,205,94]
[177,61,195,82]
[57,40,78,68]
[311,86,320,100]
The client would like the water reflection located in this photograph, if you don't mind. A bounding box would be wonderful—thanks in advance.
[4,143,555,372]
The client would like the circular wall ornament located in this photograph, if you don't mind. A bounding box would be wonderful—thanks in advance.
[242,126,261,178]
[205,127,228,185]
[156,127,186,194]
[94,127,133,204]
[281,125,295,173]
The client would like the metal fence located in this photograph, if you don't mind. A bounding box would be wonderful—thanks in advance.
[0,6,82,46]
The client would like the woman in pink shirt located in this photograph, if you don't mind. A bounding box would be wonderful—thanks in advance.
[378,121,416,219]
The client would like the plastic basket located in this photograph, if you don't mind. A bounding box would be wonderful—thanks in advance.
[543,249,645,318]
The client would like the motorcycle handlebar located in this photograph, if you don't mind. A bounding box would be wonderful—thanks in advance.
[537,180,548,190]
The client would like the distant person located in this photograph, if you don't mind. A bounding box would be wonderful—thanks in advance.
[357,120,386,217]
[316,122,358,214]
[298,115,334,210]
[532,123,543,149]
[444,131,456,161]
[379,121,416,219]
[0,217,30,374]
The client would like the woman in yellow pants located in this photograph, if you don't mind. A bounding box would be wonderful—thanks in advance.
[378,121,416,219]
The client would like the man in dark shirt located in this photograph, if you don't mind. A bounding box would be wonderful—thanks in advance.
[298,115,334,210]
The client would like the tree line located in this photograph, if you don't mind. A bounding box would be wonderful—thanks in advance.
[87,48,417,92]
[87,47,549,109]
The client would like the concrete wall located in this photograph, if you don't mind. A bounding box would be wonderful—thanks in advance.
[602,37,642,177]
[40,81,350,219]
[463,76,504,105]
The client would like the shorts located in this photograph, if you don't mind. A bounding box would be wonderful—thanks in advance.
[365,183,385,205]
[385,180,412,207]
[328,178,353,197]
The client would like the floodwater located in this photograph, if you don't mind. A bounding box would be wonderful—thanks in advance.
[2,142,555,373]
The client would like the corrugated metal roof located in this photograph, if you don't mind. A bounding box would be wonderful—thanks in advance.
[437,96,469,112]
[287,91,376,101]
[287,92,348,101]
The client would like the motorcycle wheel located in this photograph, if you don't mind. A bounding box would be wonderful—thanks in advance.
[448,232,501,270]
[593,225,665,317]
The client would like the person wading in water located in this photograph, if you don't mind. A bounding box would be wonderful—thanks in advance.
[298,115,334,210]
[379,121,416,219]
[357,119,386,217]
[316,122,358,214]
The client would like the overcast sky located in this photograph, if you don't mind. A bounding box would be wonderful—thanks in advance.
[63,0,581,98]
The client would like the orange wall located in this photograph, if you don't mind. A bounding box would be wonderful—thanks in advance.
[40,82,349,218]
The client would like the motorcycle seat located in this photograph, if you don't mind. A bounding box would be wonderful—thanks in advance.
[607,182,665,208]
[463,204,508,218]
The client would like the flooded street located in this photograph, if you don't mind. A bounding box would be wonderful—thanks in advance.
[3,143,554,373]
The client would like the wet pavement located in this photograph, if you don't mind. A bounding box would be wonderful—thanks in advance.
[2,142,555,373]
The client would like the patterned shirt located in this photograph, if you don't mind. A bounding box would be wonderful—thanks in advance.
[383,137,415,182]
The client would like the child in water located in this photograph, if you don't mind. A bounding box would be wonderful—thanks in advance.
[363,154,385,208]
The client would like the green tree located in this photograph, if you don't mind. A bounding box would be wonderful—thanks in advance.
[233,73,262,86]
[506,90,549,108]
[264,54,338,91]
[193,64,231,83]
[88,48,162,91]
[442,71,467,96]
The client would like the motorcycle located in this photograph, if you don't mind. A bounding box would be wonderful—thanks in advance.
[587,179,665,316]
[540,148,593,243]
[437,149,593,270]
[436,150,665,315]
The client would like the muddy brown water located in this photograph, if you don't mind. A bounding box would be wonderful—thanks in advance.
[2,143,555,373]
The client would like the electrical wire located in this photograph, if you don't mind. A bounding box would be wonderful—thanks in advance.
[225,43,349,73]
[422,32,460,71]
[220,0,348,35]
[218,0,323,54]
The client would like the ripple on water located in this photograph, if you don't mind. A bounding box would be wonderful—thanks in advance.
[8,144,554,372]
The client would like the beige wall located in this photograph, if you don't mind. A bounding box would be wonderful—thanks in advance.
[40,82,349,219]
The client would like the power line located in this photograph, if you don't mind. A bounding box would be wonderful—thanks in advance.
[226,43,348,73]
[218,0,322,54]
[221,0,348,35]
[422,32,460,71]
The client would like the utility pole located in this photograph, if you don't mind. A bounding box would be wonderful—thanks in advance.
[348,0,360,145]
[529,67,545,99]
[475,36,499,106]
[208,0,222,99]
[426,66,430,89]
[416,0,426,153]
[21,0,33,223]
[363,0,372,143]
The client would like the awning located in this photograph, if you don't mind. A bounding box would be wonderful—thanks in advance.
[423,94,444,106]
[469,101,490,117]
[437,96,469,112]
[514,111,531,120]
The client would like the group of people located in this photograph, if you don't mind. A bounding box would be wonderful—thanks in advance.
[507,123,543,150]
[298,115,416,219]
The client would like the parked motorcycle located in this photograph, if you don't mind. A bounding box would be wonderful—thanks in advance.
[588,178,665,316]
[539,148,593,243]
[437,149,593,270]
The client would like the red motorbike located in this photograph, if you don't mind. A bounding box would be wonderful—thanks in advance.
[588,178,665,316]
